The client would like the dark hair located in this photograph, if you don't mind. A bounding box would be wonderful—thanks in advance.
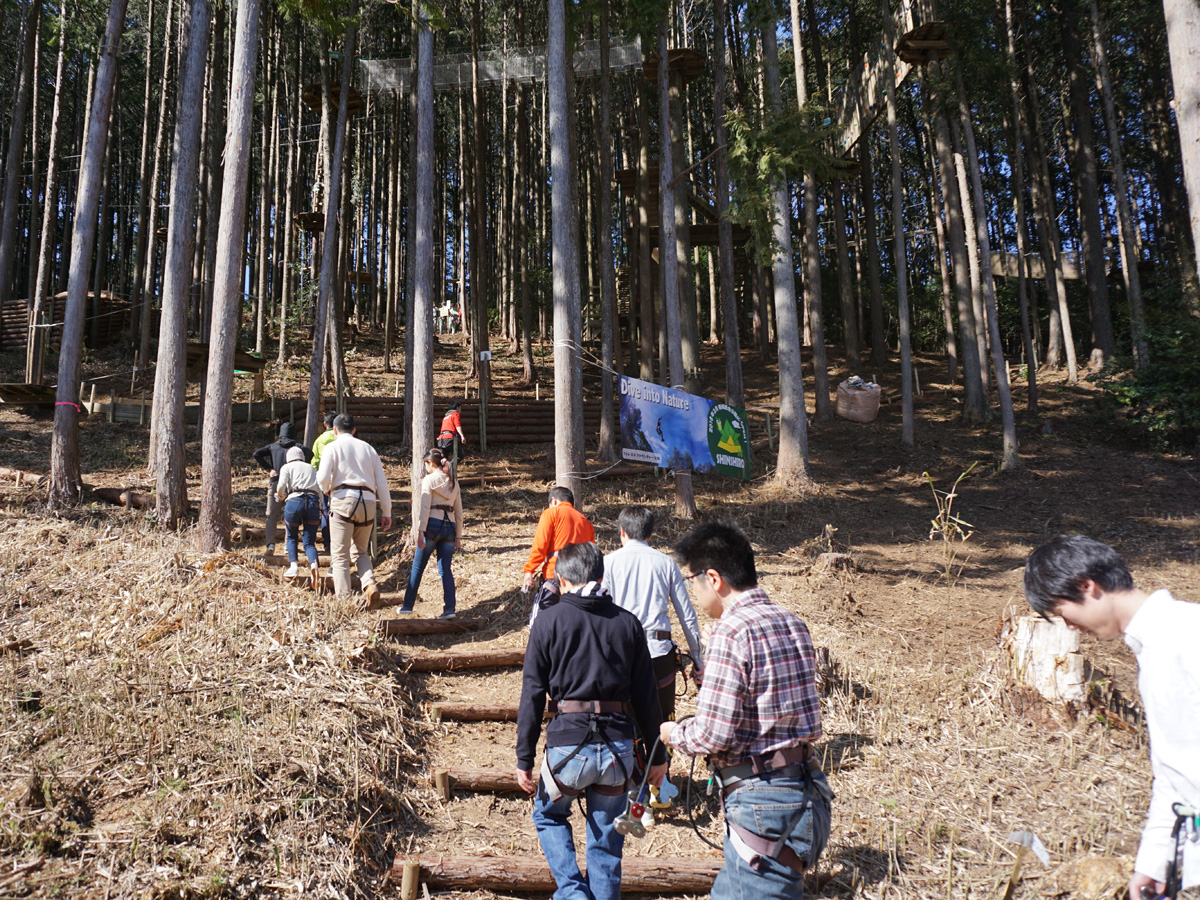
[333,413,356,433]
[555,542,604,585]
[672,520,757,591]
[548,485,575,506]
[1023,535,1134,617]
[324,411,337,427]
[446,400,462,413]
[424,447,454,486]
[618,506,654,542]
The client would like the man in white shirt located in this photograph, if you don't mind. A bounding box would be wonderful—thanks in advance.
[603,506,704,721]
[316,414,392,606]
[1024,535,1200,900]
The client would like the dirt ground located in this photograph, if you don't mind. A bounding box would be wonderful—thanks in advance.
[1,328,1198,899]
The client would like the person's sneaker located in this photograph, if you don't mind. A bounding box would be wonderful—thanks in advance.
[309,563,320,592]
[364,583,383,610]
[437,610,457,620]
[394,608,414,615]
[283,562,299,578]
[264,544,275,557]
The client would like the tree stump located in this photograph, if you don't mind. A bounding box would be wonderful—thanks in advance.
[999,615,1086,706]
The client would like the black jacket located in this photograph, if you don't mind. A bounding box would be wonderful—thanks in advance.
[516,585,665,770]
[252,422,311,484]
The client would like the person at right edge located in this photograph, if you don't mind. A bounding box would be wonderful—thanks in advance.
[661,521,832,900]
[1023,535,1199,900]
[516,541,668,900]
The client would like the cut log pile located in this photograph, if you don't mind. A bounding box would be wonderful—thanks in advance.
[390,855,720,894]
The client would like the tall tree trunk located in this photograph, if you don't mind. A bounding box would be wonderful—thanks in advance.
[712,0,742,407]
[200,0,226,342]
[140,0,177,376]
[48,0,127,508]
[1060,0,1115,367]
[518,83,535,384]
[470,0,490,403]
[884,16,913,447]
[919,123,958,379]
[1005,0,1038,413]
[128,0,157,340]
[956,65,1018,469]
[784,17,829,420]
[196,0,260,550]
[304,23,356,447]
[950,113,990,393]
[151,0,210,526]
[668,69,701,392]
[597,3,618,461]
[635,85,654,381]
[26,6,67,385]
[277,37,300,365]
[1161,0,1200,300]
[0,0,40,311]
[1088,0,1146,367]
[410,6,435,490]
[550,0,585,504]
[657,22,697,517]
[762,23,812,488]
[928,75,986,423]
[860,135,887,366]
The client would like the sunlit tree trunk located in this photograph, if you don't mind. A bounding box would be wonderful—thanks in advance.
[304,25,356,445]
[48,0,128,508]
[197,0,261,549]
[883,15,913,447]
[410,4,435,488]
[597,3,618,462]
[550,0,585,504]
[1164,1,1200,284]
[151,0,211,526]
[762,23,812,488]
[713,0,742,407]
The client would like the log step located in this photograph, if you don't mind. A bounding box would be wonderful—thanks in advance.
[428,701,524,722]
[391,855,719,894]
[379,617,482,636]
[430,766,522,798]
[407,648,525,673]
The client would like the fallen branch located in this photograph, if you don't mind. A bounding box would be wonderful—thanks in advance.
[430,766,521,799]
[379,618,481,636]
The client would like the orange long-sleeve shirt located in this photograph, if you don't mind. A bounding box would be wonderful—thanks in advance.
[523,501,595,580]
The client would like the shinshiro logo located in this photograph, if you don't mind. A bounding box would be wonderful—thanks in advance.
[706,404,750,479]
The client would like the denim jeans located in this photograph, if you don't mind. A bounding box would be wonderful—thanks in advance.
[532,739,634,900]
[401,517,456,614]
[712,770,832,900]
[283,494,322,565]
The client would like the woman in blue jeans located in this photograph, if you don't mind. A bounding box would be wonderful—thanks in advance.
[399,448,462,618]
[275,446,323,589]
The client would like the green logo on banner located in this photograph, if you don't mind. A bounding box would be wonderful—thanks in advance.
[706,404,751,480]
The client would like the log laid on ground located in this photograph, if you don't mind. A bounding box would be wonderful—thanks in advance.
[91,487,157,510]
[380,617,481,636]
[428,701,529,722]
[390,855,720,893]
[0,466,47,486]
[430,766,521,798]
[1000,615,1087,705]
[406,647,525,672]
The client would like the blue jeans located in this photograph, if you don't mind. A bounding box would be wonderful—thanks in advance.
[401,517,456,614]
[533,740,634,900]
[712,771,832,900]
[283,494,322,565]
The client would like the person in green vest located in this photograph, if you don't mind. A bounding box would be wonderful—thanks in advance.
[310,412,337,551]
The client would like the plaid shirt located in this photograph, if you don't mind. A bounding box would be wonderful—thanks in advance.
[670,588,821,768]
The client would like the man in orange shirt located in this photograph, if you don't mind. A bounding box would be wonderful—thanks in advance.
[522,487,595,619]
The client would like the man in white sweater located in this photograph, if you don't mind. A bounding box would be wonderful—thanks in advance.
[1024,535,1200,900]
[316,415,392,605]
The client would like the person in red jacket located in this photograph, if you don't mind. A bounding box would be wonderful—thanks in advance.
[522,486,595,622]
[436,401,468,462]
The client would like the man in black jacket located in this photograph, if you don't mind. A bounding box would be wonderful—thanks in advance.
[252,422,311,555]
[516,542,667,900]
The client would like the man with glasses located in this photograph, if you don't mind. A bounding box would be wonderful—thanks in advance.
[661,520,831,900]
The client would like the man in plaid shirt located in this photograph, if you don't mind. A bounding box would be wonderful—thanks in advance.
[660,521,831,900]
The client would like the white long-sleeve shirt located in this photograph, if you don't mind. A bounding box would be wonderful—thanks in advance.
[603,539,703,663]
[1125,589,1200,887]
[316,433,392,518]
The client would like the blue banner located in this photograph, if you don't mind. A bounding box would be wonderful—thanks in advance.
[618,376,751,480]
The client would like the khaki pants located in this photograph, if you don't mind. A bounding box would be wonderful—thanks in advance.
[330,494,376,598]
